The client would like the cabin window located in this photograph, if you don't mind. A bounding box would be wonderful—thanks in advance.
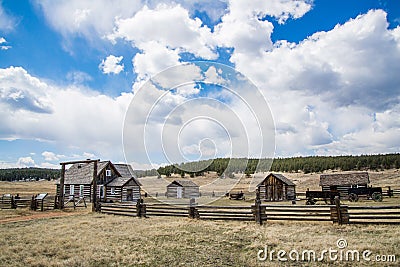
[106,170,111,177]
[111,187,115,195]
[98,185,105,198]
[79,185,84,196]
[70,185,74,196]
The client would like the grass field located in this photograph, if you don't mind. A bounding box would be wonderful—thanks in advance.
[0,172,399,266]
[0,212,399,266]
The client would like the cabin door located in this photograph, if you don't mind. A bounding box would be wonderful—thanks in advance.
[126,189,133,201]
[177,187,183,198]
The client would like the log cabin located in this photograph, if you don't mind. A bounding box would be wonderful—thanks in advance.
[106,164,141,202]
[56,161,141,202]
[257,173,296,201]
[319,172,369,197]
[166,180,200,199]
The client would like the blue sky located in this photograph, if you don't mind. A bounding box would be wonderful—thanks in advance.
[0,0,400,169]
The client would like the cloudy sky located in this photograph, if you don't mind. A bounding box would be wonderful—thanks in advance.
[0,0,399,169]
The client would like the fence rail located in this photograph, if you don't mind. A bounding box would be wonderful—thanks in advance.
[0,194,87,211]
[98,198,400,225]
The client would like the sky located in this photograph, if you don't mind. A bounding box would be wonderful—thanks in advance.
[0,0,400,169]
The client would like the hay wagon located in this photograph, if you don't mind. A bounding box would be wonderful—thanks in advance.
[305,190,340,205]
[228,192,245,200]
[348,187,383,202]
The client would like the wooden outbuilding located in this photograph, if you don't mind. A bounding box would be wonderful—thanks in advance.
[56,161,141,202]
[106,164,141,202]
[319,172,369,197]
[257,173,296,201]
[166,180,200,199]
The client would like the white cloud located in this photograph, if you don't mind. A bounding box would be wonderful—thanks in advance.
[109,4,217,59]
[0,37,11,50]
[132,41,180,82]
[66,71,93,84]
[35,0,142,38]
[42,151,59,161]
[99,55,124,75]
[17,156,35,167]
[0,66,133,161]
[214,9,400,157]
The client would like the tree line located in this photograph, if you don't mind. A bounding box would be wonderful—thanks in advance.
[157,153,400,176]
[0,168,60,182]
[1,154,399,181]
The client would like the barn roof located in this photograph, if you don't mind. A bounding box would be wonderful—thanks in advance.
[107,164,141,187]
[63,161,116,184]
[167,180,199,188]
[319,172,369,186]
[257,173,295,186]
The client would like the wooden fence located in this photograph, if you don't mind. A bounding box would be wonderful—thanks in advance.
[296,187,400,200]
[98,198,400,225]
[0,194,87,211]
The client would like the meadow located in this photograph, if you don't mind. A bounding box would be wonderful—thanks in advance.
[0,171,399,266]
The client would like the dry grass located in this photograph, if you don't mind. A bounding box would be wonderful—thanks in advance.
[0,180,56,198]
[0,175,399,266]
[0,213,399,266]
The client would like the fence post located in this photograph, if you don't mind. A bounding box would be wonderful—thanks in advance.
[387,186,393,198]
[331,196,349,225]
[11,196,16,209]
[136,199,146,218]
[189,198,199,219]
[253,188,264,225]
[30,195,36,211]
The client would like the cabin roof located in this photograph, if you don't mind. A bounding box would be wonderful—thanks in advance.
[319,172,369,186]
[107,164,141,186]
[62,161,117,184]
[258,173,295,186]
[167,180,199,188]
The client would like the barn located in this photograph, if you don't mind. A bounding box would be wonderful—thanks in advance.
[319,172,369,197]
[257,173,296,201]
[57,161,141,202]
[106,164,141,202]
[166,180,200,199]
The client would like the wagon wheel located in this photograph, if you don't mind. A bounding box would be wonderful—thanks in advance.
[348,193,359,202]
[306,198,316,205]
[372,192,383,202]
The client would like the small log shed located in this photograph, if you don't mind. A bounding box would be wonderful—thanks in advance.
[257,173,296,201]
[166,180,200,199]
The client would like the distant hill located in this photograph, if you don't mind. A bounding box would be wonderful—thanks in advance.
[157,153,400,176]
[0,168,60,182]
[2,153,398,181]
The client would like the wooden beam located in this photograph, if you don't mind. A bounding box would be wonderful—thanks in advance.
[60,159,100,165]
[59,164,65,209]
[92,160,98,212]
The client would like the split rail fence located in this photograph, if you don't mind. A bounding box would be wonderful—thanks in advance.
[0,194,86,211]
[98,198,400,225]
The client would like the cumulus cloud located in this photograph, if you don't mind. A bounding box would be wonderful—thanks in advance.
[17,156,35,167]
[0,66,132,161]
[35,0,142,38]
[0,67,53,113]
[109,4,217,59]
[6,1,400,163]
[41,151,59,161]
[99,55,124,74]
